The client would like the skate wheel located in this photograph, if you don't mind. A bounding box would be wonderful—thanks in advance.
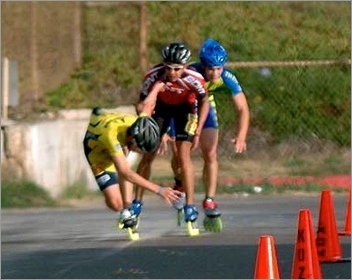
[186,221,199,237]
[203,216,223,233]
[127,227,140,241]
[117,220,124,230]
[135,216,140,229]
[177,209,183,226]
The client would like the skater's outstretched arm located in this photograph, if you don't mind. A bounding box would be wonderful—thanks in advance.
[112,153,181,206]
[230,92,249,153]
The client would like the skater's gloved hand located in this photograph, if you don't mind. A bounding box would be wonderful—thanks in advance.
[157,186,182,206]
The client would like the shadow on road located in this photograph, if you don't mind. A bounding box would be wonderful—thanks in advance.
[2,242,350,279]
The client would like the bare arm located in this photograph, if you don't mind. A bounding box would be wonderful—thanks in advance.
[195,95,210,136]
[136,82,165,116]
[112,153,180,205]
[231,92,250,153]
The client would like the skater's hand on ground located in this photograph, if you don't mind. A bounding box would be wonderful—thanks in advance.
[158,186,182,206]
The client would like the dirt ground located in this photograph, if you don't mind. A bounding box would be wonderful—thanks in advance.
[149,146,351,181]
[60,147,350,208]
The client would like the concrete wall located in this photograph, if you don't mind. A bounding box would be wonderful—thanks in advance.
[1,106,137,198]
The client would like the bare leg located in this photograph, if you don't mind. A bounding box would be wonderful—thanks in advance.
[102,184,124,211]
[170,140,182,186]
[176,140,195,205]
[119,176,134,208]
[134,151,158,200]
[200,128,219,198]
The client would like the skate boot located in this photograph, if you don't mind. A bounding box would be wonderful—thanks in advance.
[117,208,140,241]
[130,199,143,229]
[183,204,200,237]
[202,198,223,233]
[172,185,186,226]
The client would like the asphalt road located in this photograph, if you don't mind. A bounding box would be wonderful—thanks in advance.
[1,193,351,279]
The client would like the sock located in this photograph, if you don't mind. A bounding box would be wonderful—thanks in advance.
[174,177,182,186]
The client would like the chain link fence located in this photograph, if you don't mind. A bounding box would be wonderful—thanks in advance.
[2,2,350,180]
[1,2,81,106]
[214,60,350,163]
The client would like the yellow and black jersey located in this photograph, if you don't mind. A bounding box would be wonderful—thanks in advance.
[83,109,137,176]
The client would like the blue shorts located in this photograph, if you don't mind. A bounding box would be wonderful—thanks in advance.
[95,171,118,191]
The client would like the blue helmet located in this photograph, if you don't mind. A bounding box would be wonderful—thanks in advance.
[199,38,228,67]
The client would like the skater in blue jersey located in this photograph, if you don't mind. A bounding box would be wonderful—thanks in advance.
[167,38,250,231]
[131,39,250,233]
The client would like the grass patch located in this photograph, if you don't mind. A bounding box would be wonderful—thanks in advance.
[152,175,346,196]
[1,180,56,208]
[60,182,100,200]
[2,176,347,209]
[216,182,347,195]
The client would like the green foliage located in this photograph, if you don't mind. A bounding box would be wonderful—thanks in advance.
[45,1,350,146]
[60,182,100,200]
[1,180,56,208]
[232,65,351,146]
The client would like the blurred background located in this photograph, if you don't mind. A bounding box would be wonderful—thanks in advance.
[1,2,350,199]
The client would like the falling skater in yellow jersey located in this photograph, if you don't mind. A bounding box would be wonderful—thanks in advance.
[82,107,181,240]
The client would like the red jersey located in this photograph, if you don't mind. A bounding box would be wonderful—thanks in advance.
[140,65,207,105]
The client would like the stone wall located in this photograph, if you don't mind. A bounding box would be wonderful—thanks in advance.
[1,106,137,198]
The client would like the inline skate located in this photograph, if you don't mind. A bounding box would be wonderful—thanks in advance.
[184,204,200,236]
[202,198,222,232]
[130,199,143,229]
[172,185,186,226]
[117,206,140,241]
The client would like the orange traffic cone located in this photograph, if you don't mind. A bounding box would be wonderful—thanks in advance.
[254,235,281,279]
[291,209,322,279]
[315,190,345,262]
[339,189,351,236]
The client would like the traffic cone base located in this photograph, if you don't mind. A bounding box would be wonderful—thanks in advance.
[316,190,345,262]
[339,190,351,236]
[291,209,322,279]
[254,235,280,279]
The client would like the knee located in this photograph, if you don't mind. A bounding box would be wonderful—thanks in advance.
[203,149,218,163]
[105,198,123,212]
[140,153,156,166]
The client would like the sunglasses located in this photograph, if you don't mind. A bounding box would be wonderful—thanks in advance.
[164,64,184,72]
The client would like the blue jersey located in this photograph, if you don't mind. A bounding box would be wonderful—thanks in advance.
[191,62,243,129]
[190,62,242,97]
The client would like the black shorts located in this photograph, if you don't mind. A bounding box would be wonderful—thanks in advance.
[152,100,196,142]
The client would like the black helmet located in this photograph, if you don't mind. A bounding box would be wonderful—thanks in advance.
[129,116,160,153]
[161,42,191,64]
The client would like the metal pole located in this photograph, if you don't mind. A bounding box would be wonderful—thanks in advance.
[139,2,148,73]
[2,58,9,120]
[73,1,82,67]
[30,1,39,102]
